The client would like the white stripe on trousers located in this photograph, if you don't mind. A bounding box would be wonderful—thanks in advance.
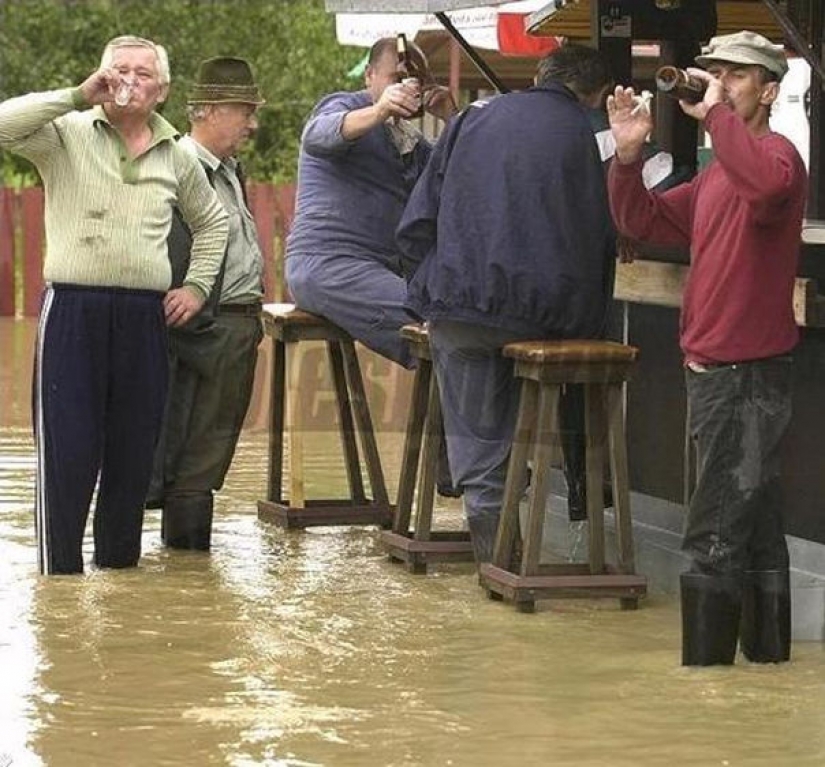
[34,285,55,575]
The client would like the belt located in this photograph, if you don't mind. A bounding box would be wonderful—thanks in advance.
[686,354,793,374]
[686,361,734,373]
[219,302,262,317]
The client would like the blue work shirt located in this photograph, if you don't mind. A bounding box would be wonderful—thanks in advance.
[286,89,432,271]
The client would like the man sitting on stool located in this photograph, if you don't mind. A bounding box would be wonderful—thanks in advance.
[397,45,617,565]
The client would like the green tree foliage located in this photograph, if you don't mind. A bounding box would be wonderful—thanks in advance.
[0,0,365,182]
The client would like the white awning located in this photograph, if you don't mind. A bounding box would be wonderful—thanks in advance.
[335,1,549,51]
[327,0,519,11]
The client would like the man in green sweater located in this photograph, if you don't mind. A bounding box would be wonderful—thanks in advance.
[0,35,228,575]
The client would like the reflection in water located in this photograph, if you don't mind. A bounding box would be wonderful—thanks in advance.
[3,317,825,766]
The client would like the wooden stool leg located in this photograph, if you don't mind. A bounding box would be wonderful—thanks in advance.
[413,372,442,542]
[521,383,561,578]
[266,337,286,504]
[393,361,430,534]
[585,383,607,574]
[340,340,390,506]
[492,379,537,570]
[328,341,367,505]
[287,341,305,509]
[607,382,635,575]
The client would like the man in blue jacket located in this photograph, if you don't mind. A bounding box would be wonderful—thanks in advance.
[397,44,616,563]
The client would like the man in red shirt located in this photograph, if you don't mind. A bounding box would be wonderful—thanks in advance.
[607,31,807,665]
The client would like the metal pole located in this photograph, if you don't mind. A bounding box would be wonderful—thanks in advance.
[434,11,509,93]
[762,0,825,86]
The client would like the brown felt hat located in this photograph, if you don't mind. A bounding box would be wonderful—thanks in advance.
[188,56,264,105]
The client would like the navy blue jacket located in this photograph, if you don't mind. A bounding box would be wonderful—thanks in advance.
[397,83,615,338]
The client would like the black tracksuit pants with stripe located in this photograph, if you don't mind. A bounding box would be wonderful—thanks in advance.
[34,284,168,574]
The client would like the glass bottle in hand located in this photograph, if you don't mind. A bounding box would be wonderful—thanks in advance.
[655,66,706,104]
[396,33,423,117]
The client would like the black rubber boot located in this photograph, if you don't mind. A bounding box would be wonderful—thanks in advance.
[161,493,214,551]
[467,514,499,565]
[740,570,791,663]
[680,572,742,666]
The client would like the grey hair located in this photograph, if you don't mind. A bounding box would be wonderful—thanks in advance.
[186,103,212,122]
[100,35,170,86]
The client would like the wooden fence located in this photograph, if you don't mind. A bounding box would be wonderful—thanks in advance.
[0,182,296,317]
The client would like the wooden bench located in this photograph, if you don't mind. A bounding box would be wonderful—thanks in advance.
[256,304,393,529]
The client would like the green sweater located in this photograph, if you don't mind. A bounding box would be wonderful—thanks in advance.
[0,88,228,299]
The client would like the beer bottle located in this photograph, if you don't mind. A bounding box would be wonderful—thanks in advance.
[396,33,423,117]
[655,66,706,104]
[396,33,413,80]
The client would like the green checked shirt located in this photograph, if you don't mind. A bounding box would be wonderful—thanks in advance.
[0,88,228,299]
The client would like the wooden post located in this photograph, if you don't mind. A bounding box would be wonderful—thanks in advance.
[807,0,823,217]
[274,183,296,302]
[448,36,461,105]
[20,187,44,317]
[0,189,15,317]
[595,0,632,85]
[246,181,278,302]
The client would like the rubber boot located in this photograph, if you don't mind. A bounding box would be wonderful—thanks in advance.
[467,514,499,565]
[680,572,742,666]
[161,493,214,551]
[740,570,791,663]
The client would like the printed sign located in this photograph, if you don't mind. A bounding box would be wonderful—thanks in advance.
[600,14,631,38]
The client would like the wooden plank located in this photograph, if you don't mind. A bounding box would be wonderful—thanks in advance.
[340,341,390,505]
[614,260,824,327]
[287,341,306,509]
[585,383,607,574]
[492,378,537,569]
[274,183,296,302]
[247,182,277,302]
[521,383,559,575]
[614,260,686,308]
[413,375,442,541]
[328,340,367,505]
[267,338,286,504]
[527,0,782,40]
[393,361,430,534]
[607,383,636,574]
[20,187,44,317]
[0,189,15,316]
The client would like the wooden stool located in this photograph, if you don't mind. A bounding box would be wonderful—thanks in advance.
[257,304,393,529]
[479,340,648,612]
[380,324,474,573]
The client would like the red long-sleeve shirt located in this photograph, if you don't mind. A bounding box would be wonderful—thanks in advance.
[608,103,807,364]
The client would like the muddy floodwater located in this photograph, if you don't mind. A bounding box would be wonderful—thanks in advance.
[2,317,825,767]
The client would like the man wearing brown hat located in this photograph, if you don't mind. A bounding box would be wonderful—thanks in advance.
[148,56,265,551]
[607,31,807,666]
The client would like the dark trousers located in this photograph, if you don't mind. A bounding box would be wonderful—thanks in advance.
[150,313,262,498]
[429,320,548,524]
[683,357,793,577]
[33,285,168,574]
